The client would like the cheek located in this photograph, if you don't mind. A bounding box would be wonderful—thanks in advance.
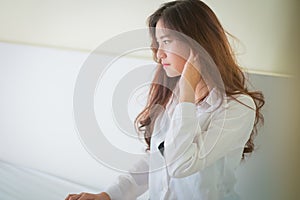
[172,42,189,73]
[173,54,186,73]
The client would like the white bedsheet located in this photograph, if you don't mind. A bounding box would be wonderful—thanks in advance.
[0,160,100,200]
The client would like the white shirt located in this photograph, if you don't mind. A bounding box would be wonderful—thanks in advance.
[106,88,256,200]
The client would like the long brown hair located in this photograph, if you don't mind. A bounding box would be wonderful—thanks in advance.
[135,0,264,159]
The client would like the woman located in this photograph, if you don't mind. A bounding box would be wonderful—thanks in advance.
[65,0,264,199]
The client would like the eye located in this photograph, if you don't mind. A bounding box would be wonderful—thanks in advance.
[163,40,171,44]
[156,39,172,46]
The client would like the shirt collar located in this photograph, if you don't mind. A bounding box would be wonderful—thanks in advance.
[201,87,220,106]
[197,87,227,112]
[169,86,225,112]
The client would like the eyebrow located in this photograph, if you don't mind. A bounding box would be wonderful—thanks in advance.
[155,34,171,40]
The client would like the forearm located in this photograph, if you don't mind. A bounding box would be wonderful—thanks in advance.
[179,80,196,103]
[179,77,207,103]
[105,155,149,200]
[164,95,256,178]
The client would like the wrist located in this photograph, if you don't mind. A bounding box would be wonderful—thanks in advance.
[98,192,111,200]
[179,83,196,103]
[179,91,195,103]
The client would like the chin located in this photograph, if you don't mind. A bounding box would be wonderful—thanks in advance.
[166,73,181,78]
[165,69,181,78]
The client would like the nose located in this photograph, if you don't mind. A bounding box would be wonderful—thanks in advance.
[156,47,166,61]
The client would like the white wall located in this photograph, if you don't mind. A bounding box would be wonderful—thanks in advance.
[0,42,298,199]
[0,41,150,189]
[203,0,299,75]
[0,0,299,75]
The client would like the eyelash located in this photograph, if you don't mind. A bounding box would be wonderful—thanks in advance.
[157,40,171,45]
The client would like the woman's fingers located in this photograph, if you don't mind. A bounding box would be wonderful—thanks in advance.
[186,49,199,69]
[187,48,195,62]
[65,194,76,200]
[65,193,84,200]
[181,49,201,89]
[77,193,93,200]
[66,192,107,200]
[178,49,203,102]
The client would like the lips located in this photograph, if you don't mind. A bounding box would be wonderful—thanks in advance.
[162,63,170,67]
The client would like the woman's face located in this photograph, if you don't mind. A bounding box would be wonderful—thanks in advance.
[155,20,190,77]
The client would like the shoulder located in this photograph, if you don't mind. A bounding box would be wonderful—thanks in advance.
[228,93,256,110]
[223,94,256,120]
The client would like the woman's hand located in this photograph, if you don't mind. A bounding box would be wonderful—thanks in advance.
[65,192,111,200]
[179,49,202,103]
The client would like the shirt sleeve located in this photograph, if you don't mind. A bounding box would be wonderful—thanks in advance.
[164,95,256,178]
[105,153,149,200]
